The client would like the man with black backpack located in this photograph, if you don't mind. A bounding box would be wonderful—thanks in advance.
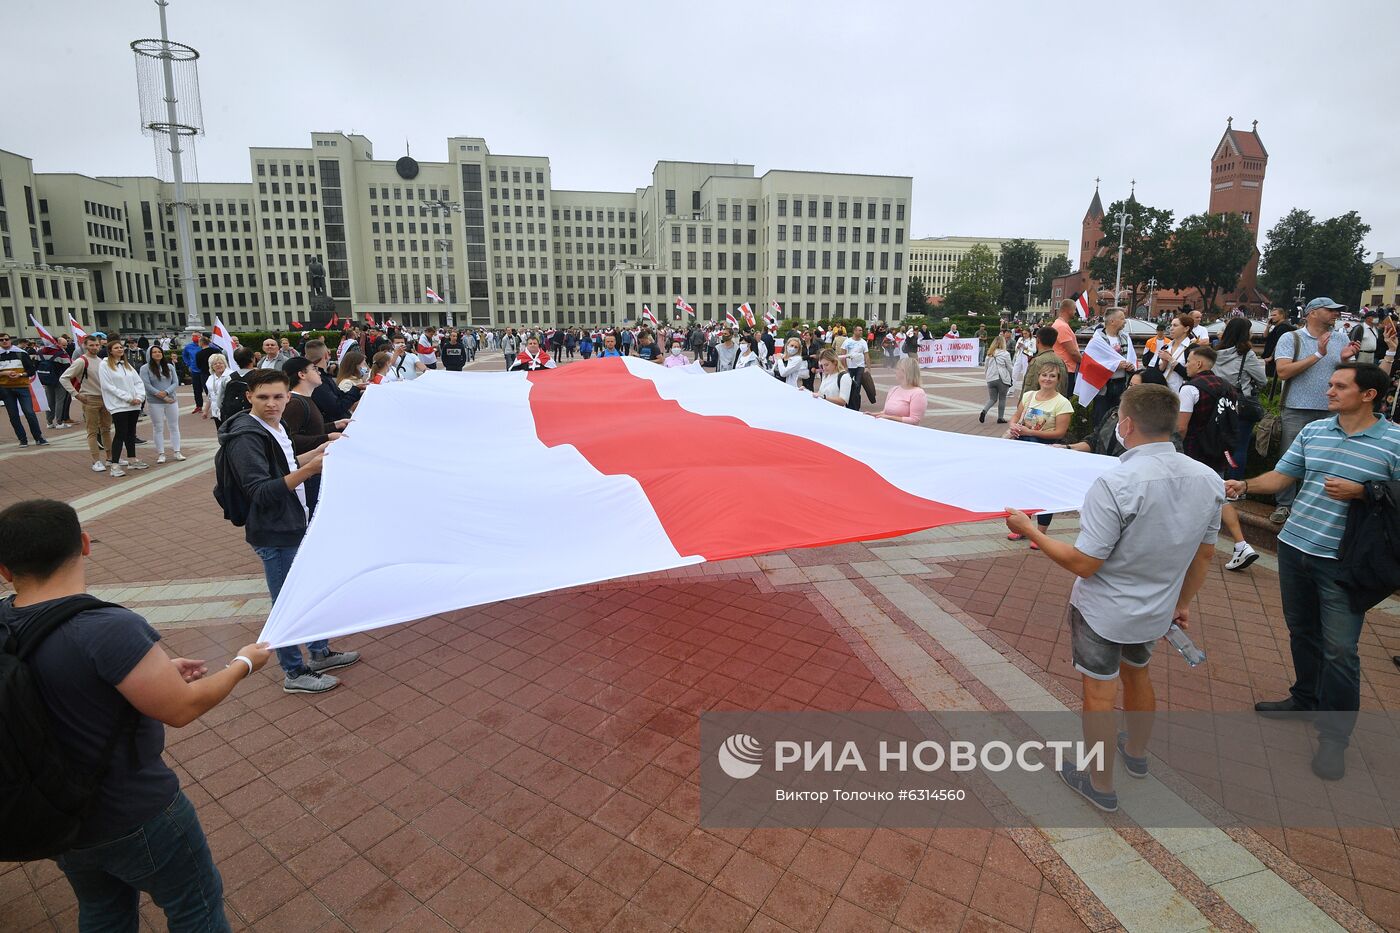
[0,498,271,928]
[1176,345,1258,572]
[217,346,257,422]
[216,368,360,694]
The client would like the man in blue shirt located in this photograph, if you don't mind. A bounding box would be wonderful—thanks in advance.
[597,333,623,358]
[1227,362,1400,779]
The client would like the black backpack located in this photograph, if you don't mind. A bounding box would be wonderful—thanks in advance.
[1190,377,1241,470]
[213,423,252,526]
[220,371,252,420]
[0,595,135,862]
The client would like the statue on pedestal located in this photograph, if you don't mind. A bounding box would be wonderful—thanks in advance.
[308,256,327,297]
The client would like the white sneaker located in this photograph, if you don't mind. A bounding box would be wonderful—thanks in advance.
[119,459,129,467]
[156,454,167,464]
[109,466,126,477]
[129,460,149,470]
[1225,543,1259,572]
[92,461,108,472]
[173,451,186,461]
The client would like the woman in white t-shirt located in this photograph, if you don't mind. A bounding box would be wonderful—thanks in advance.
[1005,366,1073,548]
[1155,313,1195,392]
[812,349,852,407]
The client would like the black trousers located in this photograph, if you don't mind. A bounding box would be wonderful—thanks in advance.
[110,410,139,462]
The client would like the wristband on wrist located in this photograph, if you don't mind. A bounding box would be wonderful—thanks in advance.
[1313,351,1324,359]
[232,655,253,677]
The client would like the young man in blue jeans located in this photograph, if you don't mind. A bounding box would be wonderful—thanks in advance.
[1227,362,1400,780]
[0,499,273,930]
[220,368,360,693]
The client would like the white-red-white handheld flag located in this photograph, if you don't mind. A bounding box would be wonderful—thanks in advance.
[425,287,444,303]
[642,305,659,328]
[1074,331,1130,406]
[257,359,1114,649]
[675,296,695,318]
[68,316,88,344]
[211,317,236,360]
[1074,292,1091,321]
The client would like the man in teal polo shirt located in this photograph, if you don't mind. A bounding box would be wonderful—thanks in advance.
[1226,362,1400,779]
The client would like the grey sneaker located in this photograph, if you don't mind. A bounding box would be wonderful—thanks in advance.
[1269,506,1290,524]
[1116,732,1149,779]
[306,650,360,673]
[283,670,340,694]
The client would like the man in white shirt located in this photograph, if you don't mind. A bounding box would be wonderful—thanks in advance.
[1188,307,1210,346]
[385,335,426,382]
[219,369,359,694]
[840,326,870,411]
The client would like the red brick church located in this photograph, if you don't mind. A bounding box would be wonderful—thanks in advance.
[1049,118,1269,317]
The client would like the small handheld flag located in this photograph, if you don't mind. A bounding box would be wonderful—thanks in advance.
[425,287,444,303]
[211,317,237,360]
[738,303,755,327]
[29,315,61,350]
[642,305,659,328]
[675,296,695,319]
[1074,292,1091,321]
[69,316,88,344]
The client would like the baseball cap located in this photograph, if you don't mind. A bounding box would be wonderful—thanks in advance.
[1303,297,1344,312]
[1362,308,1378,319]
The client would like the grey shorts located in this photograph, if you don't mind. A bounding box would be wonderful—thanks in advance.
[1069,605,1154,680]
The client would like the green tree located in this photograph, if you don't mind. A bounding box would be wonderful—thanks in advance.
[1168,211,1256,312]
[1088,199,1175,313]
[906,276,929,318]
[998,239,1043,312]
[942,243,1000,316]
[1259,209,1372,309]
[1035,254,1072,303]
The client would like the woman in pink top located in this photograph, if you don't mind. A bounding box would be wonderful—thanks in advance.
[872,356,927,424]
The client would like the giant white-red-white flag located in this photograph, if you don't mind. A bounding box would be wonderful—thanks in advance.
[1074,331,1131,406]
[257,359,1114,648]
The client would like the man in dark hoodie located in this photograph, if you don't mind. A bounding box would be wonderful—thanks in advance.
[218,369,360,694]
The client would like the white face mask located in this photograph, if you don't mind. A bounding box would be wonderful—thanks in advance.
[670,346,682,355]
[1113,423,1126,448]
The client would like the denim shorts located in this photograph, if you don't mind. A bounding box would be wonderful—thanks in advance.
[1069,605,1154,680]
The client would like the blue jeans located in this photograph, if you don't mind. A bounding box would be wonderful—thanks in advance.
[1226,408,1261,480]
[56,790,228,933]
[1,385,45,443]
[1277,542,1364,743]
[253,543,328,676]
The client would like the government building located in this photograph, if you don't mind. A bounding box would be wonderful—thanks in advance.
[1,134,912,338]
[905,235,1068,299]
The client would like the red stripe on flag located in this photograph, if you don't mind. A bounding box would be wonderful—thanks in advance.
[1078,351,1115,392]
[527,359,1000,560]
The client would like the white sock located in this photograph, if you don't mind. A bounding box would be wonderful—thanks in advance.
[1234,540,1250,552]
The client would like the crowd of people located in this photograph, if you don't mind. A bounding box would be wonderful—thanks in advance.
[1,295,1398,929]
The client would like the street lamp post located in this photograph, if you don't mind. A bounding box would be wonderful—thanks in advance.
[422,198,461,328]
[1112,205,1133,306]
[864,275,876,325]
[1294,282,1306,315]
[1146,276,1157,319]
[1024,274,1036,313]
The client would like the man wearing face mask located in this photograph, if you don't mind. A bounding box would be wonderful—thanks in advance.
[1006,383,1222,813]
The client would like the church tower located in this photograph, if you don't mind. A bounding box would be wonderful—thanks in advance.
[1209,117,1268,296]
[1080,180,1105,274]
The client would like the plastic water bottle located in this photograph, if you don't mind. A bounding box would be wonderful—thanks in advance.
[1165,624,1206,667]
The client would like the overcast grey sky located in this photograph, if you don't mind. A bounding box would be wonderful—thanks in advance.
[11,0,1400,265]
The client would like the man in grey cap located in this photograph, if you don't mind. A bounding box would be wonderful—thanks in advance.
[1268,298,1360,522]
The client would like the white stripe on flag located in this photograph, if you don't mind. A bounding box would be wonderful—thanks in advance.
[257,361,1114,649]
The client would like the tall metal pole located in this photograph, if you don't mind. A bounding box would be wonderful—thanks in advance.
[1112,209,1131,305]
[1025,274,1036,313]
[437,238,453,328]
[155,0,201,334]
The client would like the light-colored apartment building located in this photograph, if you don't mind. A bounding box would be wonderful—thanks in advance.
[906,235,1069,297]
[1361,253,1400,309]
[2,133,912,339]
[0,149,96,335]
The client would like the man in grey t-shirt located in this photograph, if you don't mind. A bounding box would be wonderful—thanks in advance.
[1006,384,1221,813]
[1270,297,1360,520]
